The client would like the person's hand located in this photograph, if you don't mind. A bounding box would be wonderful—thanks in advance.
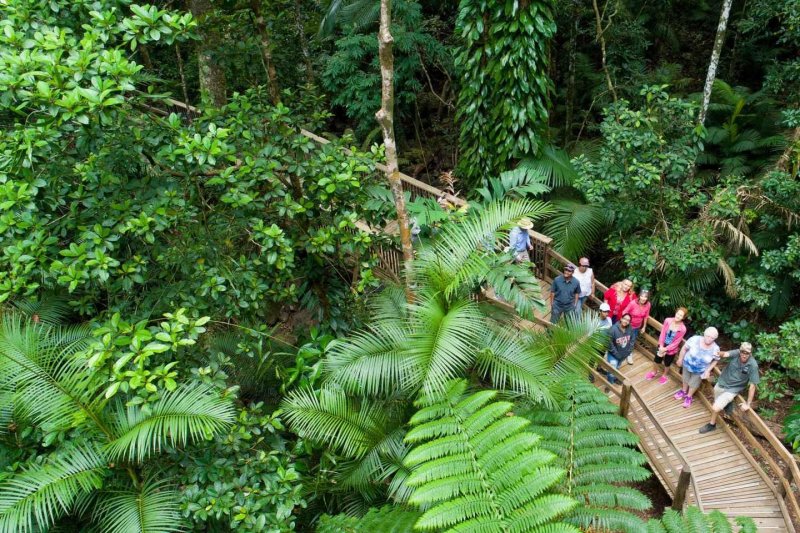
[676,357,683,367]
[740,403,750,412]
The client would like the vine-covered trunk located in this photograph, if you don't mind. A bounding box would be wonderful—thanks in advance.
[376,0,414,296]
[592,0,617,103]
[249,0,281,105]
[189,0,227,107]
[698,0,734,125]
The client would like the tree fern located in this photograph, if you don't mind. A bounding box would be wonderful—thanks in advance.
[523,377,651,533]
[403,380,579,532]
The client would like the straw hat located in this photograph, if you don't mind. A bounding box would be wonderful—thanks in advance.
[517,217,534,230]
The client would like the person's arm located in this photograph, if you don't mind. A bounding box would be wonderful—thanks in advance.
[573,284,580,307]
[549,281,555,306]
[641,304,650,336]
[590,271,595,298]
[702,359,717,380]
[741,383,757,411]
[676,342,689,367]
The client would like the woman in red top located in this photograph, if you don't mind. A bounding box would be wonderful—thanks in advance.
[603,279,635,324]
[622,289,651,364]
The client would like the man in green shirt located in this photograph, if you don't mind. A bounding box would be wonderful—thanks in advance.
[698,342,760,434]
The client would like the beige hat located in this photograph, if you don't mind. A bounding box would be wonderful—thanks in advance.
[517,217,533,230]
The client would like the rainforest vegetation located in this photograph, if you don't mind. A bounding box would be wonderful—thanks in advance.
[0,0,798,531]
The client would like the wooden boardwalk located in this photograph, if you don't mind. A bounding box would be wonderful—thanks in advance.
[535,282,797,533]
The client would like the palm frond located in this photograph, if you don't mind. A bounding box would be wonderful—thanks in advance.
[516,146,580,188]
[93,480,184,532]
[324,321,414,397]
[0,447,106,533]
[407,296,484,395]
[316,505,421,533]
[474,326,555,406]
[403,380,579,532]
[416,199,552,297]
[106,385,235,462]
[10,294,72,325]
[482,257,547,321]
[368,284,408,322]
[0,314,101,432]
[716,258,738,298]
[544,200,607,259]
[282,385,394,459]
[523,313,609,378]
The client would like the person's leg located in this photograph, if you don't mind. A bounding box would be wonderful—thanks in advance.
[646,354,662,380]
[683,372,702,407]
[676,368,690,399]
[577,295,587,310]
[659,354,675,384]
[550,305,561,325]
[702,386,735,432]
[606,353,619,384]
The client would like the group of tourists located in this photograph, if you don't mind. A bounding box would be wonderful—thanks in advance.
[509,218,761,436]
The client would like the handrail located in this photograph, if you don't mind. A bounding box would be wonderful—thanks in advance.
[298,129,467,208]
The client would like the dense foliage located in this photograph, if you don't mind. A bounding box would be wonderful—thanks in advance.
[2,0,798,530]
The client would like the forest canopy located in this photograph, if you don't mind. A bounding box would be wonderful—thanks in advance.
[0,0,798,531]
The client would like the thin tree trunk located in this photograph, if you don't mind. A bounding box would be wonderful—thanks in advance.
[565,14,578,144]
[175,44,191,109]
[249,0,281,104]
[698,0,734,126]
[294,0,315,85]
[376,0,414,297]
[189,0,228,107]
[138,44,154,70]
[592,0,617,103]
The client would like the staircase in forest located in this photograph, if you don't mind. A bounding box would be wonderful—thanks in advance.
[298,127,800,532]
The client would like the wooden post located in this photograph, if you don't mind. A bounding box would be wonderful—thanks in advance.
[619,380,632,417]
[672,468,692,510]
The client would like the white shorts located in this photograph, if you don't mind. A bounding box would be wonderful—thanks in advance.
[712,384,737,412]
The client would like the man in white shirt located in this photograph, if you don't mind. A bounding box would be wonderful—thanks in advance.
[572,257,595,311]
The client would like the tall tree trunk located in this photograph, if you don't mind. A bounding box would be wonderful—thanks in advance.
[592,0,617,103]
[189,0,227,108]
[375,0,414,297]
[294,0,315,85]
[175,44,191,108]
[698,0,734,126]
[249,0,281,104]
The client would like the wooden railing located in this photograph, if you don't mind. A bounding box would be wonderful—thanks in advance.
[536,236,800,524]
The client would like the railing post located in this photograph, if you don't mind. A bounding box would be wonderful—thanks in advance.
[672,468,692,510]
[619,380,632,417]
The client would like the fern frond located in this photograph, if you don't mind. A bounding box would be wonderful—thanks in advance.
[403,380,578,531]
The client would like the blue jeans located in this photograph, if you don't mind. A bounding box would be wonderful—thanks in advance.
[606,352,623,384]
[578,295,588,310]
[631,327,640,346]
[551,304,574,324]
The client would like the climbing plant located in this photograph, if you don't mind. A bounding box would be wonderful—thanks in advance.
[455,0,556,185]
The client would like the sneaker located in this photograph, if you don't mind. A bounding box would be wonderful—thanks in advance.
[645,371,657,380]
[658,375,669,385]
[674,390,686,400]
[682,396,693,408]
[699,423,717,434]
[627,355,634,365]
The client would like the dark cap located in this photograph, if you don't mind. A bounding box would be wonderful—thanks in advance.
[565,263,576,272]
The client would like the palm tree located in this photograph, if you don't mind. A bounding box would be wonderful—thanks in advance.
[282,200,609,512]
[0,313,236,532]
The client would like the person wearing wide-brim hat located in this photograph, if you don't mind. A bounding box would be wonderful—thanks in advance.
[508,217,534,263]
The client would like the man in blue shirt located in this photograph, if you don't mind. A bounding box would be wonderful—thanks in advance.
[507,217,533,263]
[549,263,581,324]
